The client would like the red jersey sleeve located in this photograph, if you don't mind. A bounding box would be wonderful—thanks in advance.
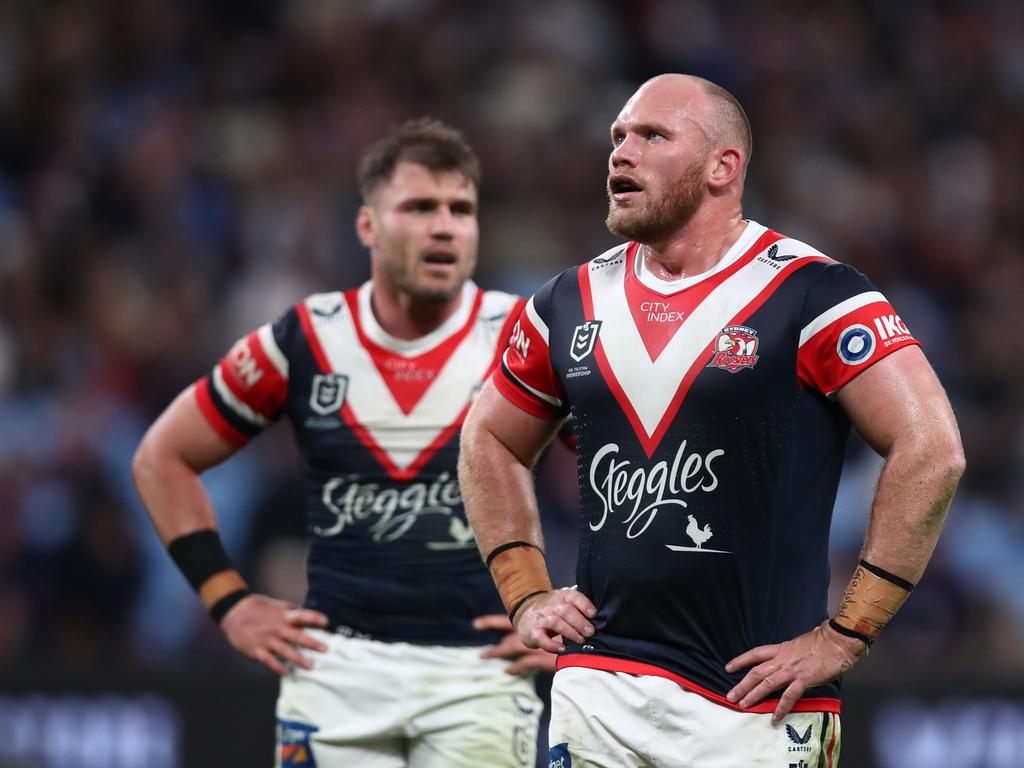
[195,319,291,446]
[797,264,920,397]
[493,296,568,420]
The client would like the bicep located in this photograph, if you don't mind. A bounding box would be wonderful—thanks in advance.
[464,380,563,468]
[835,346,960,457]
[138,384,241,473]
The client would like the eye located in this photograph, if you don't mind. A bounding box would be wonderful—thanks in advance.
[648,130,665,141]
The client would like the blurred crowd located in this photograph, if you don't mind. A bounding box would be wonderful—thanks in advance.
[1,0,1022,681]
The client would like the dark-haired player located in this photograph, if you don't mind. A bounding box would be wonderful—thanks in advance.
[134,118,551,767]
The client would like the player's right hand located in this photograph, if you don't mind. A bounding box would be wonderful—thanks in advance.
[514,587,597,654]
[220,594,330,676]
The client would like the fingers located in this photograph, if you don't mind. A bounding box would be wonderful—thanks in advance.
[725,643,778,673]
[505,650,557,675]
[560,588,597,619]
[473,614,514,632]
[528,627,566,654]
[282,626,329,654]
[480,632,528,660]
[269,638,314,671]
[772,681,806,723]
[285,608,329,628]
[254,648,290,676]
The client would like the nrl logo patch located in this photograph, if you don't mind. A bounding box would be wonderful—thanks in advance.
[570,321,602,363]
[707,325,760,373]
[310,373,348,415]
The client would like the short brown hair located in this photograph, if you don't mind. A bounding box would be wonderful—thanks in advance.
[357,118,481,201]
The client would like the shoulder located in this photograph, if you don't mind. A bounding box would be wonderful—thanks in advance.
[297,291,350,321]
[479,288,524,320]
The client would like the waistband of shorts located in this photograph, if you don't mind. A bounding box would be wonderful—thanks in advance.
[556,654,842,715]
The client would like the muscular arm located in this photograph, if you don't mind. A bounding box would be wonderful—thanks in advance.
[726,346,965,720]
[459,381,596,651]
[837,345,964,583]
[132,384,239,543]
[132,385,328,673]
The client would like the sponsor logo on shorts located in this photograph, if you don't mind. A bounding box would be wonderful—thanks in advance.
[707,326,760,373]
[787,723,813,747]
[548,742,572,768]
[279,719,318,767]
[837,324,876,365]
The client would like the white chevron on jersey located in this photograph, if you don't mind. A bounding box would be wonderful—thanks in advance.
[300,282,516,478]
[584,222,830,456]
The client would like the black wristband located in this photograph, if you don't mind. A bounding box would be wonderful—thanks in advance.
[509,590,550,623]
[485,540,544,568]
[209,588,252,623]
[858,559,915,592]
[168,529,235,591]
[829,618,874,646]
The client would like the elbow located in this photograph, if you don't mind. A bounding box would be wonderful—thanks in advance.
[940,427,967,483]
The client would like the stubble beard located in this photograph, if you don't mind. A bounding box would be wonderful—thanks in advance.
[606,159,707,244]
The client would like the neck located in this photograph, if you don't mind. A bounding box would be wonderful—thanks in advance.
[642,206,746,281]
[369,279,465,341]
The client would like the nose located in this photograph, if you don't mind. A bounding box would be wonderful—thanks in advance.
[610,134,638,170]
[429,206,456,240]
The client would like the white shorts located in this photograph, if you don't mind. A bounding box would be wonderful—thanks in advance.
[548,667,841,768]
[275,630,541,768]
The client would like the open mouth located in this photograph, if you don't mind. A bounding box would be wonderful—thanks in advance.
[423,251,458,267]
[609,175,644,200]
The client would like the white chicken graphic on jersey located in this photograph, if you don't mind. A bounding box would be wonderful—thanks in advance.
[665,514,729,554]
[685,515,713,549]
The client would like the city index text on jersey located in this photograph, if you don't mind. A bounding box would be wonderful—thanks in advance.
[588,441,724,539]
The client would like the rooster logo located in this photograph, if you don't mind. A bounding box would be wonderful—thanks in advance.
[685,515,713,549]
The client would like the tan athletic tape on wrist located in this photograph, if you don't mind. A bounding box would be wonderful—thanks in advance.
[487,544,552,620]
[832,561,914,643]
[198,569,249,611]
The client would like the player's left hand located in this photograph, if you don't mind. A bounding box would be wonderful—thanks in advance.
[724,620,867,722]
[473,614,557,674]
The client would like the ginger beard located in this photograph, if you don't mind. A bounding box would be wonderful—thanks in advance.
[606,155,707,243]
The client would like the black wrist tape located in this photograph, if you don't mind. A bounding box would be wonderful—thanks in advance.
[858,559,915,592]
[829,618,874,646]
[509,591,550,623]
[209,588,252,623]
[168,529,235,591]
[485,540,544,568]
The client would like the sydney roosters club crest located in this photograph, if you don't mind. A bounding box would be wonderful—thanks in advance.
[707,326,760,373]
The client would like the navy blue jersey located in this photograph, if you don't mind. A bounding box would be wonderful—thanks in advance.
[197,280,524,645]
[496,221,919,713]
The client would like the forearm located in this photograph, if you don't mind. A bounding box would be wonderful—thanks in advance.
[133,443,220,544]
[858,438,964,582]
[459,383,563,618]
[459,426,545,557]
[832,432,964,644]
